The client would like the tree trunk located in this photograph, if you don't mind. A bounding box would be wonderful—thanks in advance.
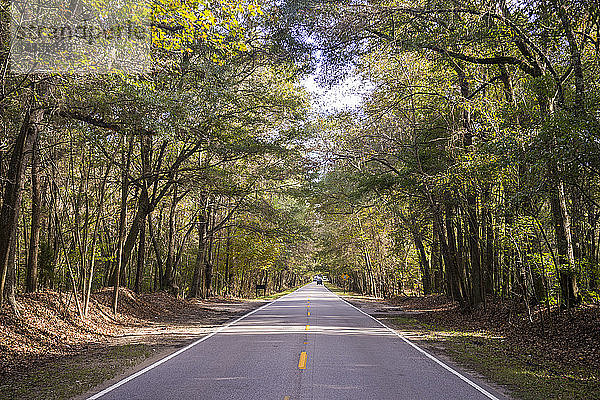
[442,203,466,306]
[26,135,41,292]
[203,203,215,297]
[554,0,585,112]
[0,95,44,308]
[112,135,133,314]
[554,180,579,307]
[84,164,110,317]
[224,225,232,295]
[190,210,208,298]
[482,188,494,295]
[135,215,146,293]
[148,211,163,291]
[134,132,152,293]
[549,166,579,308]
[466,195,483,308]
[431,217,441,292]
[162,187,178,294]
[413,231,431,295]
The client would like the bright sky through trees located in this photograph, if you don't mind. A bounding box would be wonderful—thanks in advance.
[301,71,374,114]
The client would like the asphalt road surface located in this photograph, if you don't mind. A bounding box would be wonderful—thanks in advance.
[88,283,510,400]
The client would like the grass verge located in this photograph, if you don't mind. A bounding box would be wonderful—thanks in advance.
[389,315,600,400]
[0,344,153,400]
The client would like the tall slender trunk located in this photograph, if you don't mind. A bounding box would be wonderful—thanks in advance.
[553,180,579,307]
[190,206,208,298]
[546,2,583,307]
[554,0,585,113]
[482,188,494,295]
[549,163,579,307]
[212,226,222,295]
[413,231,431,295]
[431,217,441,292]
[26,135,41,292]
[148,211,163,291]
[0,90,44,309]
[443,203,466,306]
[135,216,146,293]
[466,195,483,308]
[224,225,232,295]
[112,135,132,314]
[203,203,215,297]
[134,132,151,294]
[83,164,110,317]
[455,62,482,308]
[58,221,83,318]
[162,187,178,294]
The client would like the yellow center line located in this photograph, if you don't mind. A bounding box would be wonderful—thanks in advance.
[307,311,310,316]
[305,324,310,330]
[298,352,308,369]
[307,304,310,308]
[284,397,290,400]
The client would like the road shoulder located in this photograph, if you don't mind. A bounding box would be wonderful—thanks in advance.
[325,285,515,399]
[327,284,600,400]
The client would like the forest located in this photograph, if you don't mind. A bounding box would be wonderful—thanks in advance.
[1,0,600,321]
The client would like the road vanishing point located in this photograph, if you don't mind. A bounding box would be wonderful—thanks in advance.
[87,284,510,400]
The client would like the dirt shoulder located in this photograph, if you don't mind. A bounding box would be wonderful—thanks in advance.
[330,286,600,400]
[0,288,271,400]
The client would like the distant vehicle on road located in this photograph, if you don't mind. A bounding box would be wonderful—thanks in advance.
[316,276,323,285]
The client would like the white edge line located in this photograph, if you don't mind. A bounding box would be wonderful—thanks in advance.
[86,286,306,400]
[325,286,503,400]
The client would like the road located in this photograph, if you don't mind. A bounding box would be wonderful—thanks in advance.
[88,283,509,400]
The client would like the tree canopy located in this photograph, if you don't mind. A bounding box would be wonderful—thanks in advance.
[1,0,599,318]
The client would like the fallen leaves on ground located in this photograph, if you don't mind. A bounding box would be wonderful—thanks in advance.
[387,295,600,372]
[0,288,257,377]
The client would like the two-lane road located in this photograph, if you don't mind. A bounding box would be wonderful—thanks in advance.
[88,284,509,400]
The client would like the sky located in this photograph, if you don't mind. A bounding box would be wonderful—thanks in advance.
[300,71,375,115]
